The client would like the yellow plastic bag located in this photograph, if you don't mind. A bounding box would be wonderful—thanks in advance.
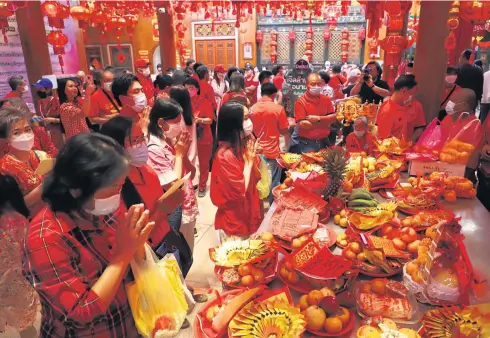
[256,156,272,200]
[126,245,188,338]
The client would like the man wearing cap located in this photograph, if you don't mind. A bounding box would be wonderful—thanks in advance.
[244,65,259,105]
[343,68,362,97]
[5,75,28,99]
[33,78,64,149]
[196,65,217,111]
[134,58,155,105]
[88,67,120,128]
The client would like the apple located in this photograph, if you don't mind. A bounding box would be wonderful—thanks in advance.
[304,306,326,331]
[400,227,417,243]
[319,296,339,316]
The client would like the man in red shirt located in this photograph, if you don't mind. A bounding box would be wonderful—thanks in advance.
[134,59,154,105]
[376,75,426,142]
[272,65,285,96]
[5,75,28,99]
[346,116,378,155]
[250,83,290,202]
[196,65,217,111]
[290,73,337,153]
[244,65,259,106]
[88,67,120,129]
[328,64,347,100]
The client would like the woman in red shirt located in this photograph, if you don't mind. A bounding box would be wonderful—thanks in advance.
[211,101,263,241]
[58,77,94,139]
[23,133,155,338]
[184,78,215,197]
[221,73,250,108]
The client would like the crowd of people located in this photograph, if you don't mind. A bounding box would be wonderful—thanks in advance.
[0,50,489,337]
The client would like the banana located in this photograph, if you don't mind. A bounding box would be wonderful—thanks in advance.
[348,199,379,208]
[348,191,375,201]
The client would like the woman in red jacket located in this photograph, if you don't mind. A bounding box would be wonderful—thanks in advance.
[210,101,263,241]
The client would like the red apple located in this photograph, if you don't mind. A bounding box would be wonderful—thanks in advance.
[319,296,339,316]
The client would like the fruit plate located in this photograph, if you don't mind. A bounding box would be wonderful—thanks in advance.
[193,289,244,338]
[378,188,396,200]
[214,252,279,289]
[396,205,422,215]
[272,185,292,198]
[274,226,336,252]
[305,309,356,337]
[358,267,403,277]
[277,257,316,294]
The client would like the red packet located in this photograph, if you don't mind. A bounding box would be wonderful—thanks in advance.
[277,185,327,213]
[270,207,318,242]
[292,171,328,196]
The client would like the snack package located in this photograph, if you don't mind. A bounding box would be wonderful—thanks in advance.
[126,245,188,338]
[256,156,272,200]
[439,115,483,165]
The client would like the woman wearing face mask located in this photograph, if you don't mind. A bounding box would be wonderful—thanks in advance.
[99,116,193,272]
[58,77,95,139]
[169,85,199,169]
[184,78,215,197]
[88,67,120,129]
[0,174,39,338]
[0,109,50,213]
[22,133,155,338]
[439,66,461,121]
[147,99,199,253]
[112,74,150,134]
[211,101,263,241]
[345,116,378,155]
[212,65,228,111]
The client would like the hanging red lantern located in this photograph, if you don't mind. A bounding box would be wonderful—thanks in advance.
[445,31,457,52]
[304,49,313,62]
[256,30,264,43]
[358,27,366,41]
[341,51,349,63]
[0,2,14,43]
[341,40,349,52]
[305,38,313,50]
[289,30,296,42]
[125,14,138,41]
[270,29,278,41]
[46,30,68,73]
[341,28,350,40]
[270,50,278,64]
[323,27,332,41]
[70,5,91,42]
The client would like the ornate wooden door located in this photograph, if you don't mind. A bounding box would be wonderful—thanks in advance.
[195,40,236,69]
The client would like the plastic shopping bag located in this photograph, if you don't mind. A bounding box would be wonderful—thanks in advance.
[440,115,483,165]
[256,156,272,200]
[126,245,188,338]
[415,118,443,152]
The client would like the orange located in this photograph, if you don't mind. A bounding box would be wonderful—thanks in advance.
[336,307,350,326]
[370,279,386,296]
[444,190,457,202]
[324,317,343,334]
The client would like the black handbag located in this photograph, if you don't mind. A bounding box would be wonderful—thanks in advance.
[121,177,193,277]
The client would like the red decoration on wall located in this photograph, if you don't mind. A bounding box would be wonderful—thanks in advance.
[289,30,296,42]
[270,29,279,64]
[445,1,460,55]
[323,27,332,41]
[358,27,366,41]
[256,30,264,43]
[0,2,14,43]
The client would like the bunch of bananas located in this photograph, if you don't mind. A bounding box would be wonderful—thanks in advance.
[347,188,379,211]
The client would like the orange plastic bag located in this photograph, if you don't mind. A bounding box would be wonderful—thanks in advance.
[440,115,483,165]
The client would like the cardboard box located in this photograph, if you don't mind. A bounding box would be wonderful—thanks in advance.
[409,160,465,177]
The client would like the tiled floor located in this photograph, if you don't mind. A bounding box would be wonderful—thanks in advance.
[1,181,220,338]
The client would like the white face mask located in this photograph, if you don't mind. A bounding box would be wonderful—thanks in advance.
[165,121,182,139]
[10,133,34,151]
[21,85,29,93]
[309,87,322,96]
[85,193,121,216]
[243,118,254,137]
[127,143,148,167]
[445,75,457,84]
[445,100,456,115]
[103,82,112,92]
[139,68,151,77]
[132,94,147,113]
[354,130,366,138]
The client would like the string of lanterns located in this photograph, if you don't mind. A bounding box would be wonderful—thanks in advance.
[0,1,27,43]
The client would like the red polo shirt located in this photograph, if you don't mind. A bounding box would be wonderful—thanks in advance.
[376,98,426,140]
[346,131,378,155]
[273,75,285,91]
[191,95,214,145]
[199,79,217,111]
[89,88,120,117]
[136,73,155,103]
[294,92,335,140]
[250,96,288,159]
[5,91,19,98]
[329,74,347,100]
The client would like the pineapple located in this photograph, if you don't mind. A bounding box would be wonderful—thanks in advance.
[322,147,347,200]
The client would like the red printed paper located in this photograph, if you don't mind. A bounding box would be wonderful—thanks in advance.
[277,186,327,213]
[270,208,319,241]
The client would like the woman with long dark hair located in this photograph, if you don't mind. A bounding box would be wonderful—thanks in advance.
[211,65,228,111]
[147,98,199,252]
[169,85,198,167]
[57,77,95,138]
[221,73,250,108]
[22,133,155,337]
[0,174,38,338]
[210,101,262,241]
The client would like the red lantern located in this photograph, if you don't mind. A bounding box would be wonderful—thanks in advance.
[447,17,459,30]
[270,50,278,64]
[341,51,349,62]
[270,29,278,41]
[323,27,331,41]
[445,31,457,52]
[341,28,350,40]
[0,2,14,43]
[256,30,263,43]
[289,30,296,42]
[358,27,366,41]
[46,30,68,73]
[305,38,313,50]
[70,5,91,40]
[304,50,313,62]
[341,40,349,52]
